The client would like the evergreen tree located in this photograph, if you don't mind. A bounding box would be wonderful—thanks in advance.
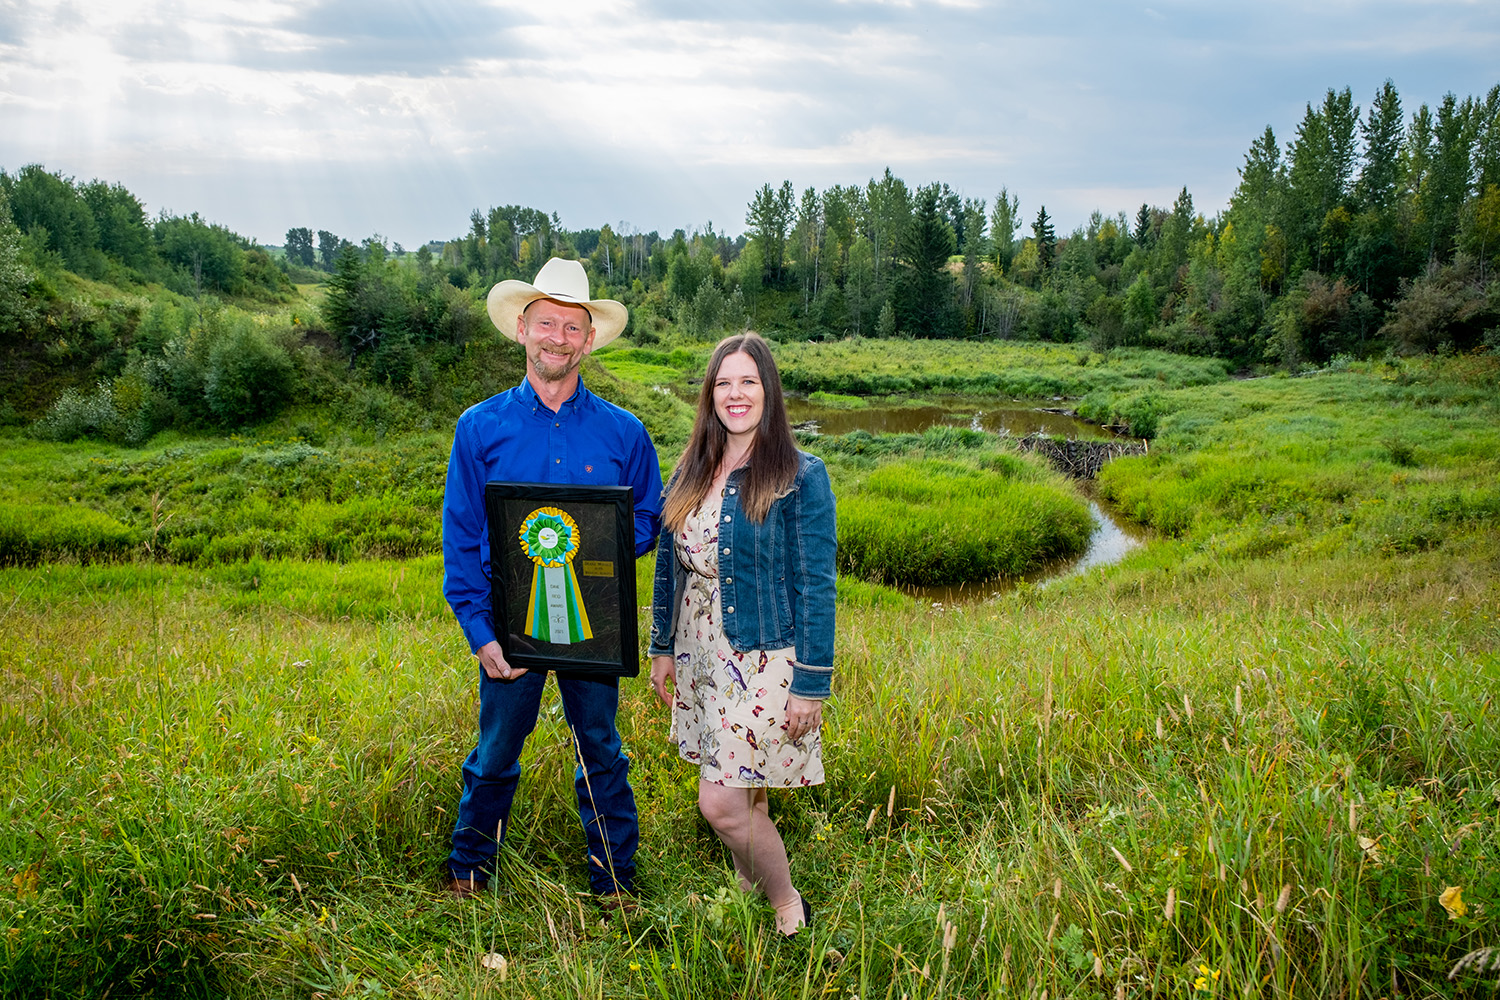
[894,184,955,338]
[1032,205,1056,278]
[1133,203,1152,246]
[323,244,366,347]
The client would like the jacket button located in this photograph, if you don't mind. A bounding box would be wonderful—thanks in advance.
[722,547,730,555]
[726,605,735,613]
[723,515,731,522]
[725,576,733,584]
[729,488,737,494]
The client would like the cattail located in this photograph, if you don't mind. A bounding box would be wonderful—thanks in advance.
[887,785,897,818]
[1054,878,1063,901]
[1164,886,1177,922]
[1218,863,1226,882]
[1275,883,1292,914]
[1110,845,1133,873]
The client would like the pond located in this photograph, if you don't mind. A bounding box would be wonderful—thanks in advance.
[784,397,1112,440]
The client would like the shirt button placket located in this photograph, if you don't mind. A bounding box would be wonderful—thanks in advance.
[549,409,567,482]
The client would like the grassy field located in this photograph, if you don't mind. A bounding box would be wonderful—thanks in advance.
[1,345,1498,998]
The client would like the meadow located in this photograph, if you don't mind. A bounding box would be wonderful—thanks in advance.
[1,343,1497,999]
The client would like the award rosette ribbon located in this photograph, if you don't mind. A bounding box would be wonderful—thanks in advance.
[518,507,593,644]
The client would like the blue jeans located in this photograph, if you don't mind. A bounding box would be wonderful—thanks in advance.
[449,668,638,894]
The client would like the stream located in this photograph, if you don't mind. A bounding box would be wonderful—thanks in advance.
[789,396,1150,600]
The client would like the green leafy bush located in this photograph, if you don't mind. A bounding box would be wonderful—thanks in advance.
[204,323,297,425]
[0,501,137,564]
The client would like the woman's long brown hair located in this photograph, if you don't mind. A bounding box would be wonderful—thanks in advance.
[661,333,799,530]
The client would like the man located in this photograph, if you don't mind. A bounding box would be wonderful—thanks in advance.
[442,257,662,903]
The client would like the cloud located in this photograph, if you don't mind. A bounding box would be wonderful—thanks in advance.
[3,0,1498,246]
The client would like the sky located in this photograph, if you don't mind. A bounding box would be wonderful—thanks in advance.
[2,0,1498,250]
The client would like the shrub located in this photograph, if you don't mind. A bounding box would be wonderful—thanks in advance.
[204,324,296,425]
[31,383,122,441]
[0,502,137,564]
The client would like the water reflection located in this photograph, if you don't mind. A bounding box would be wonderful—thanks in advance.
[784,397,1111,440]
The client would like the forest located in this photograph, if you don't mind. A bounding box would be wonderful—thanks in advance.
[1,79,1497,446]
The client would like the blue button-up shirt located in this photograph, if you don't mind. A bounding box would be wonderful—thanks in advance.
[442,377,664,653]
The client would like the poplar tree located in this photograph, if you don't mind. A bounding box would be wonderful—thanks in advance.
[989,187,1019,273]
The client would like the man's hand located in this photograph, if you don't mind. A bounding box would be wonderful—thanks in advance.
[650,654,676,707]
[783,694,823,743]
[478,641,527,681]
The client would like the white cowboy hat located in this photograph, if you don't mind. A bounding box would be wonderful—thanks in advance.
[486,258,628,347]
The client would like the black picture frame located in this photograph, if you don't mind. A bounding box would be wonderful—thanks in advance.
[484,482,639,678]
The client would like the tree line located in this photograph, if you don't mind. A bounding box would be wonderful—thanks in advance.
[4,77,1499,437]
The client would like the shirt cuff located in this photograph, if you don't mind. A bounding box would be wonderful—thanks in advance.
[789,662,832,700]
[461,615,496,653]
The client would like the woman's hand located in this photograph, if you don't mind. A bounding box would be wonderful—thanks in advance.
[783,694,823,742]
[650,654,677,707]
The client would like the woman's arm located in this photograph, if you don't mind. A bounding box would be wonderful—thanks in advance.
[647,520,677,659]
[786,455,837,700]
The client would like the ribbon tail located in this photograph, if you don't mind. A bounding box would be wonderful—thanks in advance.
[565,564,592,641]
[526,564,548,642]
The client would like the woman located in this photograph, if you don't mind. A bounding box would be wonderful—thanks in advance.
[649,332,837,936]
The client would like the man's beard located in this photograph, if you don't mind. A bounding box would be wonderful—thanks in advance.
[530,347,581,382]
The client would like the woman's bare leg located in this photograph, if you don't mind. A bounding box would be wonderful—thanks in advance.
[698,781,806,934]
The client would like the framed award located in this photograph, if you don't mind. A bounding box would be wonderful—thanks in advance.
[483,482,639,677]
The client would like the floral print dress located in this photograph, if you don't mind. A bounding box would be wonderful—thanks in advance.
[668,496,824,788]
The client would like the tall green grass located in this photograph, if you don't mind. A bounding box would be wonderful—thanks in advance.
[0,531,1495,997]
[835,456,1092,584]
[2,349,1497,998]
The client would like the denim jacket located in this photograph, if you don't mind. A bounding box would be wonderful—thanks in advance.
[649,451,837,700]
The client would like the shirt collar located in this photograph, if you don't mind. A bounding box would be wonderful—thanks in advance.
[519,376,589,414]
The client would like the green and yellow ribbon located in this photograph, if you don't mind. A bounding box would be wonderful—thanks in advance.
[518,506,592,644]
